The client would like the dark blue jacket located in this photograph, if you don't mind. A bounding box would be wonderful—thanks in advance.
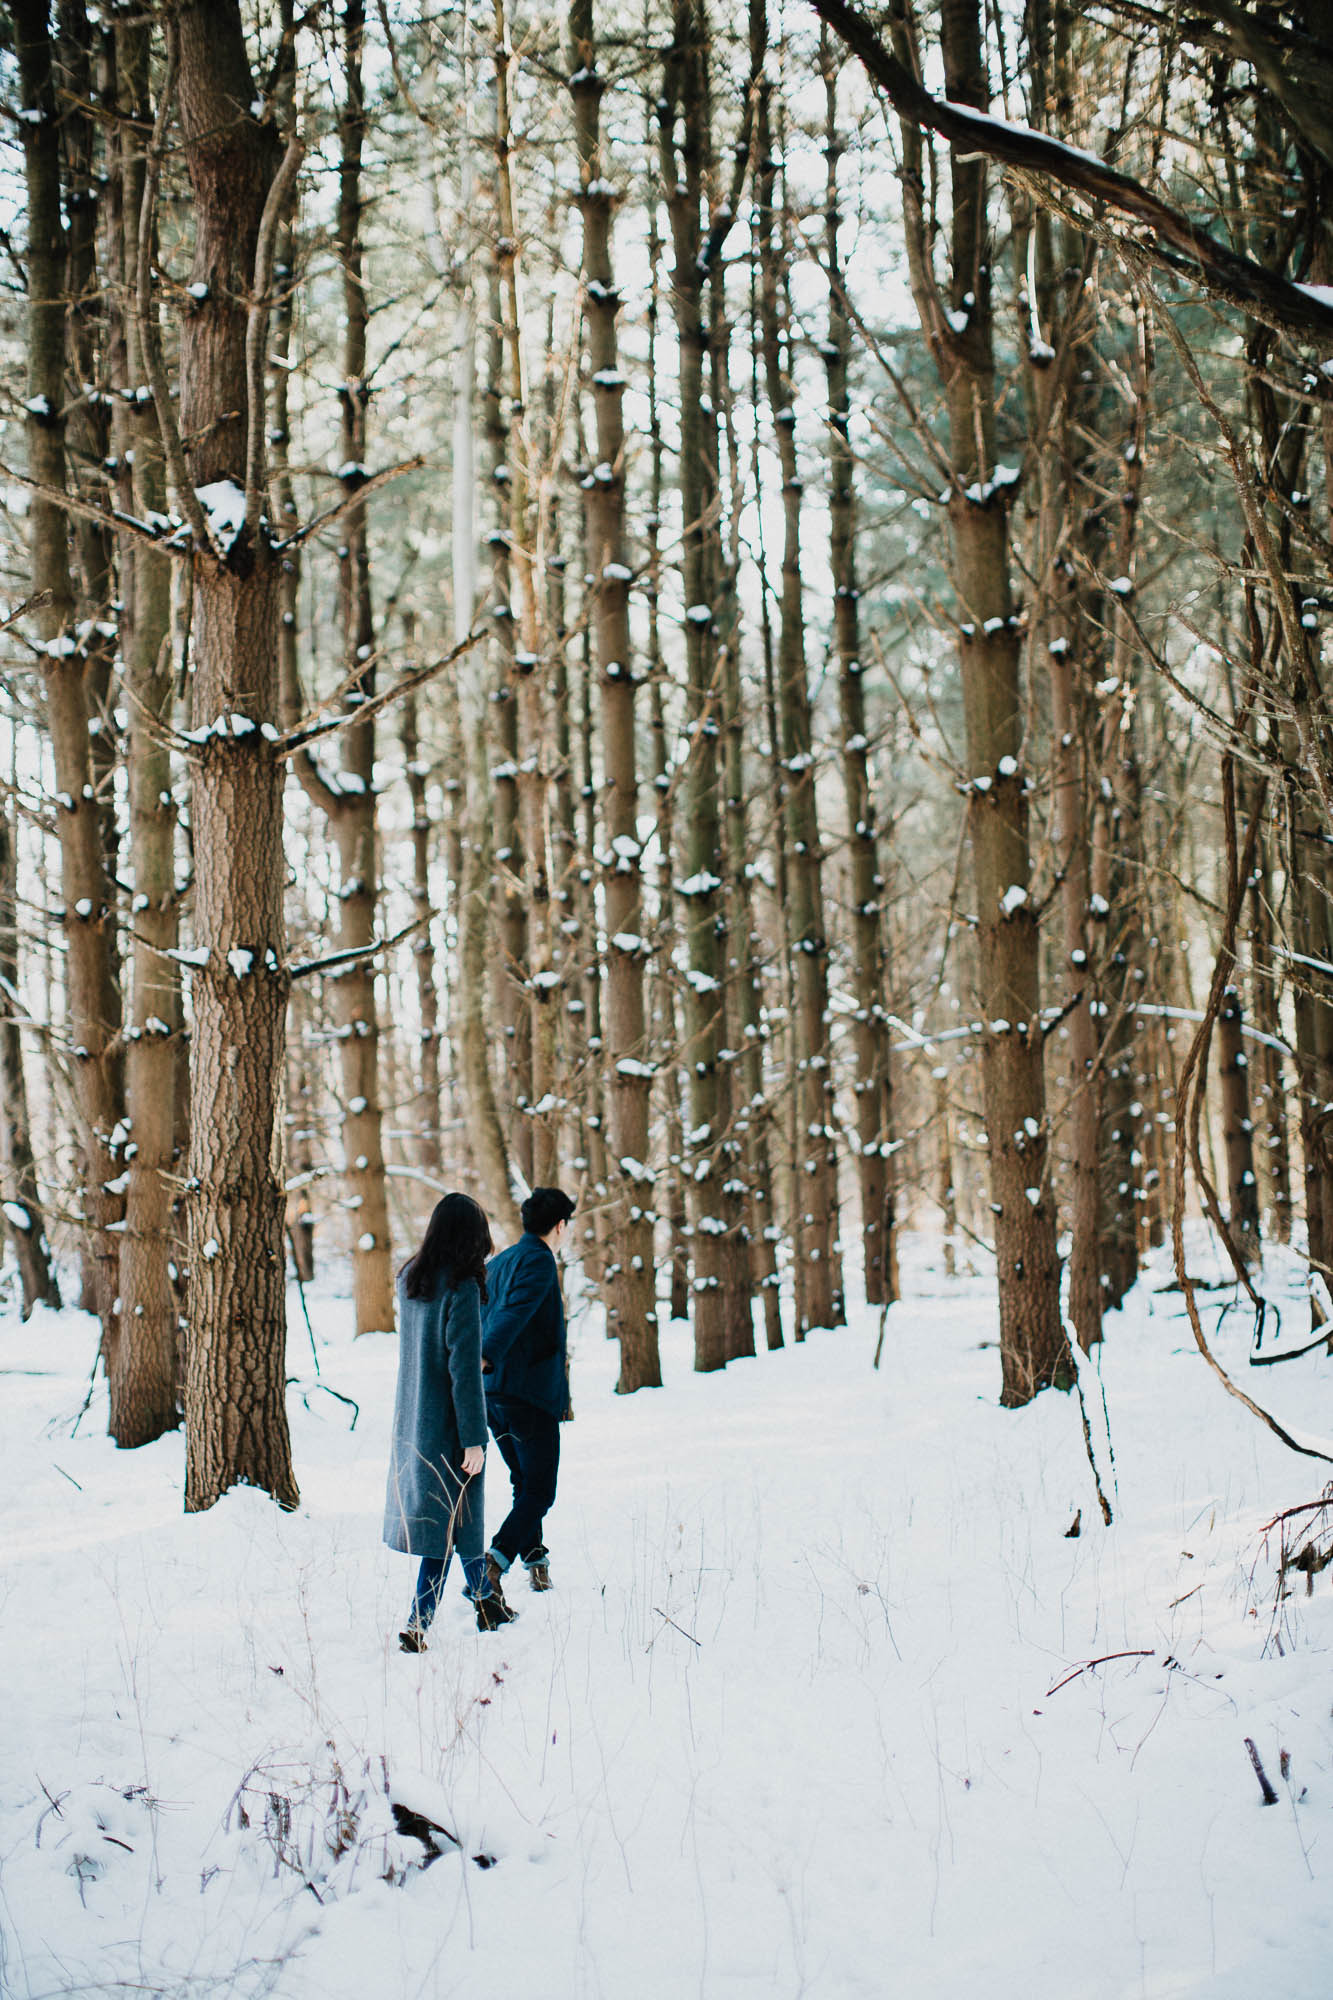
[481,1232,567,1417]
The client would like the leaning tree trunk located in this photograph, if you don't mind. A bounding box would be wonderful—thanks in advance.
[172,0,299,1511]
[571,0,659,1389]
[892,0,1066,1403]
[15,0,124,1336]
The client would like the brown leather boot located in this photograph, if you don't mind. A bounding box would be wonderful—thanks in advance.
[475,1591,517,1633]
[526,1547,552,1592]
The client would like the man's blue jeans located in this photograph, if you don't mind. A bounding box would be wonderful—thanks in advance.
[487,1396,560,1569]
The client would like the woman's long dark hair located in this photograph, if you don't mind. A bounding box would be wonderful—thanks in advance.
[400,1193,493,1302]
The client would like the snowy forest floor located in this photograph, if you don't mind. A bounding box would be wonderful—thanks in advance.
[3,1233,1333,2000]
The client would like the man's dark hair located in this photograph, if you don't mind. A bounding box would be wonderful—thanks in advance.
[521,1186,575,1237]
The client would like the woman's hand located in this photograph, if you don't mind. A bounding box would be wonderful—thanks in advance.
[461,1444,485,1477]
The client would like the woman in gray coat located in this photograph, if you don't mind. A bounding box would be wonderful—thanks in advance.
[384,1193,517,1648]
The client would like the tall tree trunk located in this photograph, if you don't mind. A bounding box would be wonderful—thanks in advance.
[643,83,691,1326]
[173,0,299,1510]
[268,18,314,1285]
[492,0,557,1187]
[822,35,896,1309]
[1014,0,1102,1348]
[756,82,845,1331]
[109,10,183,1442]
[59,12,125,1288]
[330,0,394,1332]
[571,0,659,1388]
[484,240,532,1182]
[661,0,733,1373]
[707,220,759,1364]
[15,0,123,1332]
[893,0,1066,1402]
[1091,303,1152,1312]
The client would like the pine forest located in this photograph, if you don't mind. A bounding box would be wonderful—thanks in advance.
[4,2,1333,1991]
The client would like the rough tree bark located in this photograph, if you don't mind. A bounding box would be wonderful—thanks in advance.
[172,0,299,1510]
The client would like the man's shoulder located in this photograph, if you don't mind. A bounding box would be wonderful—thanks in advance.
[486,1235,545,1283]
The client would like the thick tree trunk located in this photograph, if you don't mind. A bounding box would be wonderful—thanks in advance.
[571,0,659,1389]
[174,0,298,1511]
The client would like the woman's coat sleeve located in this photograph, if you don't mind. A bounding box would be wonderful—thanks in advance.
[446,1279,488,1450]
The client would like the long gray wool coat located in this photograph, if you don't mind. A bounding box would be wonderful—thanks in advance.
[383,1273,489,1561]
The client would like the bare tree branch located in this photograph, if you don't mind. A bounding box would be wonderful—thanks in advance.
[807,0,1333,344]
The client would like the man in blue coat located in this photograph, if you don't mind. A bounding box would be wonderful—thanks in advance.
[481,1186,575,1598]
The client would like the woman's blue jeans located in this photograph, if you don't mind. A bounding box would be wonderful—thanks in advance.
[409,1551,487,1631]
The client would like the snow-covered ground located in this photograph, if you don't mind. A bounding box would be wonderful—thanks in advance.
[2,1234,1331,1999]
